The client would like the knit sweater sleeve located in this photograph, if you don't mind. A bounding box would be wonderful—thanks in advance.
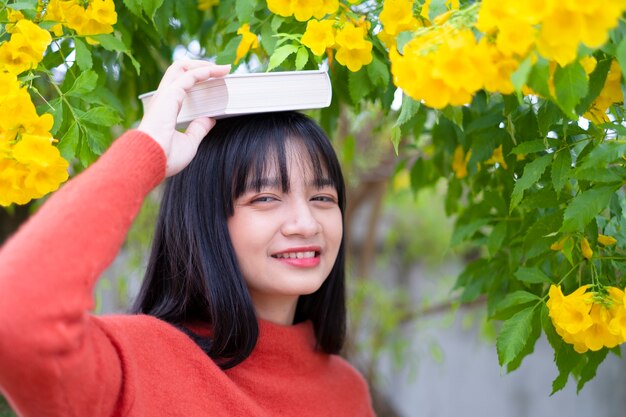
[0,130,166,417]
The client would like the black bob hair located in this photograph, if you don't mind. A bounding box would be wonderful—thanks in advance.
[131,111,347,369]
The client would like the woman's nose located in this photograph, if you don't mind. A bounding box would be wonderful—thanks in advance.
[280,200,321,237]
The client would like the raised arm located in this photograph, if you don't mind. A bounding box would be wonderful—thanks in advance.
[0,61,230,417]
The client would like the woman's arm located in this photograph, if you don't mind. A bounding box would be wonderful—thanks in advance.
[0,61,230,417]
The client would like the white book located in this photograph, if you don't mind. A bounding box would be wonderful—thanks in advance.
[139,70,332,126]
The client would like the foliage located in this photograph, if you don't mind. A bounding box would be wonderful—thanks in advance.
[2,0,626,395]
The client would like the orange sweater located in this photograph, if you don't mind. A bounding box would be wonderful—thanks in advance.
[0,131,374,417]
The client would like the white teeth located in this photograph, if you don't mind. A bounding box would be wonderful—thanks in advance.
[274,251,316,259]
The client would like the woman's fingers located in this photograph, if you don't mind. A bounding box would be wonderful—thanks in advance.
[184,117,216,146]
[158,60,229,88]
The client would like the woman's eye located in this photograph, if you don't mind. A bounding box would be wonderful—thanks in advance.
[312,195,337,203]
[251,195,278,204]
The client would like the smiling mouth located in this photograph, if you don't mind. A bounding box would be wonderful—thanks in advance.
[271,251,319,259]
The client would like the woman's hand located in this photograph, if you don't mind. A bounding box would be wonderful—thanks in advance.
[137,60,231,177]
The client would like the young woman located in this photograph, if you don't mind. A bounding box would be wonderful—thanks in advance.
[0,60,375,416]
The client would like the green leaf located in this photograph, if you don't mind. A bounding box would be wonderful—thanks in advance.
[271,15,284,32]
[511,55,532,92]
[267,44,298,71]
[142,0,166,19]
[577,350,608,393]
[551,149,571,194]
[48,98,64,136]
[73,38,93,71]
[507,306,541,372]
[451,218,490,246]
[236,0,256,22]
[510,139,557,155]
[260,22,277,55]
[616,38,626,82]
[537,101,562,137]
[5,1,37,11]
[217,36,240,65]
[561,185,620,232]
[295,47,308,70]
[396,31,413,54]
[66,70,98,97]
[396,94,421,127]
[527,59,551,98]
[487,222,507,257]
[578,141,626,170]
[515,266,552,284]
[367,55,390,88]
[348,69,370,105]
[86,127,110,155]
[491,291,540,321]
[427,0,447,21]
[574,166,624,183]
[577,58,611,114]
[391,125,401,155]
[510,154,552,212]
[90,34,128,53]
[523,210,563,258]
[80,107,122,126]
[553,61,588,119]
[496,305,539,366]
[57,122,80,161]
[122,0,144,18]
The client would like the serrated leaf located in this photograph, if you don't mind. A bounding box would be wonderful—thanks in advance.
[57,122,79,161]
[451,218,490,246]
[616,38,626,81]
[427,0,447,21]
[143,0,165,19]
[515,266,552,284]
[496,305,539,366]
[527,59,551,98]
[578,141,626,170]
[510,139,556,155]
[80,107,121,126]
[522,210,563,258]
[507,306,541,372]
[577,58,611,113]
[48,98,63,136]
[391,125,401,155]
[295,47,308,70]
[574,166,624,183]
[491,291,540,321]
[511,55,532,92]
[552,149,571,194]
[396,94,421,126]
[66,70,98,97]
[236,0,256,23]
[90,34,128,53]
[510,154,552,212]
[217,36,240,65]
[73,38,93,71]
[122,0,143,17]
[268,44,298,71]
[348,69,370,105]
[561,185,619,232]
[367,56,390,88]
[577,350,608,393]
[85,127,110,155]
[487,222,507,257]
[553,62,588,119]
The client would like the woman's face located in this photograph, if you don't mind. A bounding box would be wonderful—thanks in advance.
[227,143,343,324]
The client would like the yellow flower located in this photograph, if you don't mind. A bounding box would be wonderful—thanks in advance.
[12,134,69,198]
[452,146,471,179]
[314,0,339,18]
[77,0,118,36]
[547,285,593,335]
[267,0,294,17]
[301,19,335,56]
[495,18,536,57]
[6,8,25,32]
[334,23,372,72]
[335,43,372,72]
[380,0,419,36]
[580,237,593,260]
[598,234,617,246]
[198,0,219,10]
[0,20,52,75]
[484,145,508,169]
[291,0,324,22]
[235,24,259,64]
